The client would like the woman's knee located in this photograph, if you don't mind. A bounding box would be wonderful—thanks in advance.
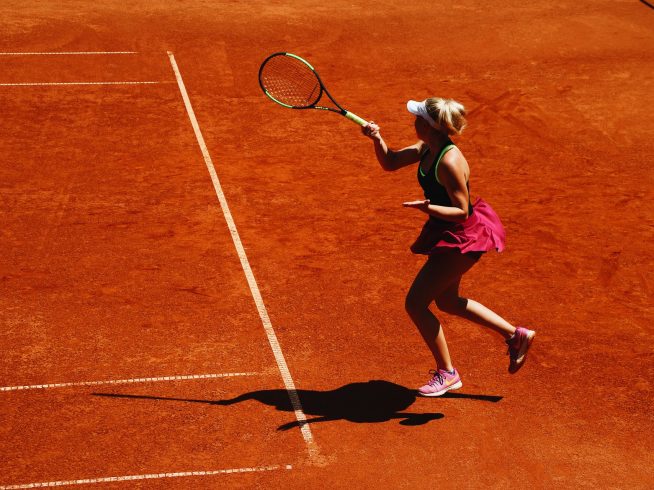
[405,292,430,318]
[435,295,468,314]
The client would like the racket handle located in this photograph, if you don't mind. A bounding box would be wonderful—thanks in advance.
[344,111,368,126]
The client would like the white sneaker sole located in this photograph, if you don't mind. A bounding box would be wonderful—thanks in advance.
[418,380,463,397]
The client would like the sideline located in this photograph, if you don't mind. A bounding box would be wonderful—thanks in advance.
[167,51,319,460]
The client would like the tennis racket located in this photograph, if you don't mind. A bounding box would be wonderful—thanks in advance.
[258,52,368,126]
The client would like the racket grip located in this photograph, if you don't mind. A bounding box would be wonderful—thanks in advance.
[344,111,368,126]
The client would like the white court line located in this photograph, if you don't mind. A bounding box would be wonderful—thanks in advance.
[0,51,137,55]
[0,372,256,392]
[167,51,319,460]
[0,81,173,87]
[0,464,292,489]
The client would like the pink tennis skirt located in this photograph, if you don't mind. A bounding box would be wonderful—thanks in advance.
[410,198,506,255]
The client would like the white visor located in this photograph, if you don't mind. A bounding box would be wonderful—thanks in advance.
[407,99,437,127]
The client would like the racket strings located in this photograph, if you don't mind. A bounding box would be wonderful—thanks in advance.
[260,55,321,108]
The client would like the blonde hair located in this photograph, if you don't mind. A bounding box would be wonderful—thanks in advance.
[425,97,467,135]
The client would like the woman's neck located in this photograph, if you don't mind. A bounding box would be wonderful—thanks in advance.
[426,131,451,153]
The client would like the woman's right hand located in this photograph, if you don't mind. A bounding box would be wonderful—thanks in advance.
[362,121,381,141]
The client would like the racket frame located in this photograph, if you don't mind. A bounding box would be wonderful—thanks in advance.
[258,52,367,126]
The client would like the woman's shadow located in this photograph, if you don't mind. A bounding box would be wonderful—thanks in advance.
[94,380,501,430]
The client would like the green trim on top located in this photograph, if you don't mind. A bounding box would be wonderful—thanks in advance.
[434,144,456,185]
[286,53,314,70]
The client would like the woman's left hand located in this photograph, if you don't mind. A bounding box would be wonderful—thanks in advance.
[402,199,431,213]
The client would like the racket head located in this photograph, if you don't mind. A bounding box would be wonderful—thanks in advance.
[258,52,323,109]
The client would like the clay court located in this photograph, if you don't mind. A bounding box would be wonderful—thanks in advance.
[1,1,653,488]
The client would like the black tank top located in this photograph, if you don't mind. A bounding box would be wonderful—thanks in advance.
[417,141,473,219]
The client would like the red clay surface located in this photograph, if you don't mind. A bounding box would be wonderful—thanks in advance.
[1,1,653,488]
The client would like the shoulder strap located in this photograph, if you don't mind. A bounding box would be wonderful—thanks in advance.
[434,144,456,185]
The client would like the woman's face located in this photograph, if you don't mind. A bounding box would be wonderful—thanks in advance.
[414,116,431,140]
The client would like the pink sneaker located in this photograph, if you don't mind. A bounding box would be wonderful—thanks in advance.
[417,368,462,397]
[506,327,536,373]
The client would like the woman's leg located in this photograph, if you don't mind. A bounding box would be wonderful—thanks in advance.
[434,273,516,339]
[405,252,480,370]
[431,254,536,373]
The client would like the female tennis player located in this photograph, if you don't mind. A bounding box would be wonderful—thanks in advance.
[362,97,535,396]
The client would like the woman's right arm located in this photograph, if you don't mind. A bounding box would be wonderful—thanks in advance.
[362,122,425,172]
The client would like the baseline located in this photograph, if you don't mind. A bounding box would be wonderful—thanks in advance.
[0,52,138,56]
[0,372,257,392]
[0,464,292,489]
[0,81,174,87]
